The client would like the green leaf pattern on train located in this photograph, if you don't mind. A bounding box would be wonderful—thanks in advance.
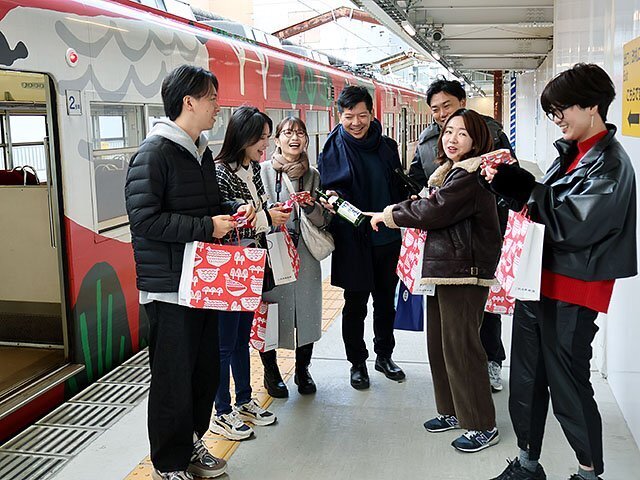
[281,61,332,107]
[66,262,133,394]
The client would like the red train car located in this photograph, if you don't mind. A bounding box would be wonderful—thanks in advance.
[0,0,428,441]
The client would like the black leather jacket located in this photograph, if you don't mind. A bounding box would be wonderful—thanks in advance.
[529,125,637,281]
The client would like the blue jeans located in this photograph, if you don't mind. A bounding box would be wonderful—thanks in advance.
[215,311,254,415]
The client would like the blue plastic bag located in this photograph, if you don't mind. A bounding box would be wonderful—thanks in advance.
[394,282,424,331]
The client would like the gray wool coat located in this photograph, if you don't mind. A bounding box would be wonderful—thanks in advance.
[260,161,330,349]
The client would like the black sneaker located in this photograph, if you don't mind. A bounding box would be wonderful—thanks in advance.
[423,414,461,433]
[451,428,499,452]
[490,458,547,480]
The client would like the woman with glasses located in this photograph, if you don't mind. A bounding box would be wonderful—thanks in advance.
[259,116,332,397]
[482,63,637,480]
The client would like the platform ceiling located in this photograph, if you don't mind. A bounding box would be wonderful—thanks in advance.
[353,0,553,78]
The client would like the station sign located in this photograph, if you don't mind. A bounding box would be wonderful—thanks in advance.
[623,36,640,137]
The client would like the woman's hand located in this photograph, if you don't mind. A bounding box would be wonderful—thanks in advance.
[269,205,292,226]
[318,189,337,214]
[299,198,316,208]
[370,212,385,232]
[212,215,237,238]
[481,165,498,183]
[236,204,256,225]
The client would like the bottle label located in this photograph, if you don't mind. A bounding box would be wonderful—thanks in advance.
[337,202,361,224]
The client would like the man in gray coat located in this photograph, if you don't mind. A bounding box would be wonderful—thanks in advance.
[409,78,514,393]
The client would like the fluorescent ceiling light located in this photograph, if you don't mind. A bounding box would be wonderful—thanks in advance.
[401,20,416,37]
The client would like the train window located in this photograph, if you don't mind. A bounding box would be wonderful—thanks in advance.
[91,103,144,230]
[206,107,231,158]
[91,104,143,150]
[304,110,330,165]
[1,113,48,181]
[147,105,167,133]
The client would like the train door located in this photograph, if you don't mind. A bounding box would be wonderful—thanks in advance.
[0,70,75,421]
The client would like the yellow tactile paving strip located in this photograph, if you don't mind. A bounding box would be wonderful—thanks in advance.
[125,278,344,479]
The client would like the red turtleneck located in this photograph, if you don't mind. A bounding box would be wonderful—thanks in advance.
[540,130,614,313]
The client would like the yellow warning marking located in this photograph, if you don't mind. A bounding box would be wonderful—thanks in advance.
[124,278,344,479]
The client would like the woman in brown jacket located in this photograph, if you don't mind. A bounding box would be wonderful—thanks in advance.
[371,108,502,453]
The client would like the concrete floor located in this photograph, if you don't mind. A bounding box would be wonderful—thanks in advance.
[50,299,640,480]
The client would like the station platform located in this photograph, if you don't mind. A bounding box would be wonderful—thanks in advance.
[4,259,640,480]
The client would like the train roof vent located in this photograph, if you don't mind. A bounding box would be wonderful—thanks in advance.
[203,20,281,48]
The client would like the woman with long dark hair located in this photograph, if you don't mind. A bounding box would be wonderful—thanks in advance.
[483,63,637,480]
[371,108,501,453]
[259,116,331,397]
[209,106,291,441]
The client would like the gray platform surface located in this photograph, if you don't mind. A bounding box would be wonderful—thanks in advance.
[50,298,640,480]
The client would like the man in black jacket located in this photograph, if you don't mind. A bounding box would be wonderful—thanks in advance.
[409,78,513,393]
[318,86,407,390]
[125,65,252,480]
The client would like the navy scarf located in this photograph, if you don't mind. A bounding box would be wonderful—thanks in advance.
[318,118,398,211]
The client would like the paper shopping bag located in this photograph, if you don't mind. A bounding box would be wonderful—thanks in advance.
[179,241,267,311]
[394,282,424,331]
[250,301,279,352]
[266,227,300,286]
[396,228,431,294]
[495,210,545,301]
[484,284,515,315]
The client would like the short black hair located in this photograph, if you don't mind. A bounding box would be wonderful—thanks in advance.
[337,85,373,113]
[540,63,615,121]
[161,64,219,121]
[426,78,466,106]
[215,106,272,170]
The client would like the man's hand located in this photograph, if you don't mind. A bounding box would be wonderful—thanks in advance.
[212,215,237,238]
[370,212,385,232]
[318,189,338,214]
[237,204,256,225]
[269,205,292,226]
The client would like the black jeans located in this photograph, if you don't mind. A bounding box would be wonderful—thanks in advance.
[480,312,506,365]
[145,301,220,472]
[341,240,400,365]
[509,297,602,474]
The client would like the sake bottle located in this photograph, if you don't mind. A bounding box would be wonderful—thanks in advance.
[315,189,366,227]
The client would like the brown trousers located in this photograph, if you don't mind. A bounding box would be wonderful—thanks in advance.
[426,284,496,430]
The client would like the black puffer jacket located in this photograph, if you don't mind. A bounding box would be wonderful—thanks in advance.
[125,135,237,292]
[490,124,637,281]
[384,157,502,285]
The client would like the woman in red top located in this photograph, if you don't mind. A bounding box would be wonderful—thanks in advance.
[483,64,637,480]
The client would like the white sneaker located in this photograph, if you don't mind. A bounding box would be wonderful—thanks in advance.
[209,410,254,440]
[488,361,503,392]
[236,399,277,426]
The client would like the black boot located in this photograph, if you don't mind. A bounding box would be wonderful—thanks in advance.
[259,350,288,398]
[294,343,316,395]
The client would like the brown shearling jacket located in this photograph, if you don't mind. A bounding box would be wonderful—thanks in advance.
[383,156,502,286]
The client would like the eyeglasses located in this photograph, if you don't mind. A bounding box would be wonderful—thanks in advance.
[545,105,572,121]
[281,129,307,138]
